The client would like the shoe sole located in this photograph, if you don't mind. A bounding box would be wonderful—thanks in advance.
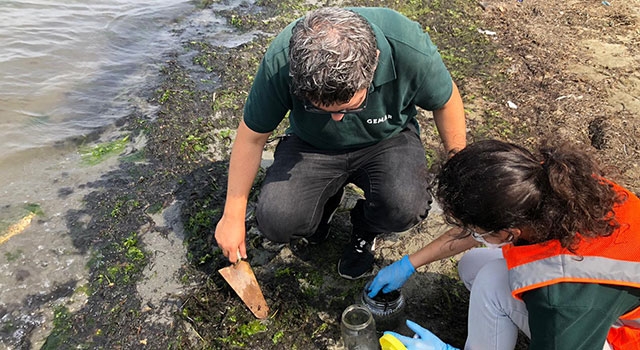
[336,237,376,279]
[337,260,372,280]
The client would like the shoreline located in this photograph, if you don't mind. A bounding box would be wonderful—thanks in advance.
[27,0,640,348]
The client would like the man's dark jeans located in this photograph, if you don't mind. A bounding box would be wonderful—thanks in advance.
[256,126,432,243]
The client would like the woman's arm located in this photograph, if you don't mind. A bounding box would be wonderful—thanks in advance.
[408,226,479,269]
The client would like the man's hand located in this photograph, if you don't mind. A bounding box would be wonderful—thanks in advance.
[385,320,459,350]
[367,255,415,298]
[214,121,271,263]
[214,215,247,263]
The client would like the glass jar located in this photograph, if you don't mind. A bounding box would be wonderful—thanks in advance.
[341,304,380,350]
[361,281,406,331]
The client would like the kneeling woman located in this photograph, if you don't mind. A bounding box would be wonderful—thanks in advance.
[368,140,640,350]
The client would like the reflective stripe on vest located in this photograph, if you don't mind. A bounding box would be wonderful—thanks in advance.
[509,254,640,296]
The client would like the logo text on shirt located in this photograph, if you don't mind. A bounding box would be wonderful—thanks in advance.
[366,114,393,124]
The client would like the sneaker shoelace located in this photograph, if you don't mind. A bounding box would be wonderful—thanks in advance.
[353,237,376,253]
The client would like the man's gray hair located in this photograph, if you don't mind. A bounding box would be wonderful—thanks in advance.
[289,7,378,106]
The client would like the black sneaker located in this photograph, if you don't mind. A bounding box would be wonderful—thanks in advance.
[337,235,375,280]
[307,187,345,245]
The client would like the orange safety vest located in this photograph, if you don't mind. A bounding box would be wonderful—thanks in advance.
[502,182,640,350]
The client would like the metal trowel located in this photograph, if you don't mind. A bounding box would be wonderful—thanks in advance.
[218,251,269,319]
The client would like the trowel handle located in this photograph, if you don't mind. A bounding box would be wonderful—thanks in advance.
[235,250,243,263]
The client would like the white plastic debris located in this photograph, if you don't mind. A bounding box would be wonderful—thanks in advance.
[507,101,518,109]
[477,28,497,36]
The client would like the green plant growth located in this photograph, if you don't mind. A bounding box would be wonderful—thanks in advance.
[75,283,91,296]
[120,150,146,163]
[472,109,516,140]
[212,90,245,111]
[180,134,208,154]
[41,305,73,350]
[158,89,174,103]
[110,197,141,218]
[96,232,147,286]
[229,14,258,30]
[80,135,130,165]
[216,319,269,346]
[185,199,221,236]
[272,330,285,344]
[24,203,44,215]
[183,196,224,266]
[146,202,164,214]
[238,320,268,337]
[5,249,23,262]
[424,147,438,169]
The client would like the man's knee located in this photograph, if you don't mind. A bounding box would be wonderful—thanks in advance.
[382,194,431,231]
[360,204,428,233]
[256,201,311,243]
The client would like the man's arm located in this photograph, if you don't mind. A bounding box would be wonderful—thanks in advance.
[433,81,466,156]
[214,120,271,263]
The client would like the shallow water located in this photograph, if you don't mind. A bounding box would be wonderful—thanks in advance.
[0,0,196,212]
[1,0,192,158]
[0,0,247,347]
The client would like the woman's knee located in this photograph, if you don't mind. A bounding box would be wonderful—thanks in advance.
[458,248,504,290]
[469,258,530,338]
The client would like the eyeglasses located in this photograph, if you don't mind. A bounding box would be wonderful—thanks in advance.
[303,90,369,115]
[468,228,514,248]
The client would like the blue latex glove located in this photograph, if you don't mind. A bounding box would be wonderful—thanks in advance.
[367,255,415,298]
[385,320,459,350]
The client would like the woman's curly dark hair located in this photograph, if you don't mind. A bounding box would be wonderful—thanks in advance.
[436,140,626,251]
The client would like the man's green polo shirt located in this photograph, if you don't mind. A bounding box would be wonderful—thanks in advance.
[243,7,453,150]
